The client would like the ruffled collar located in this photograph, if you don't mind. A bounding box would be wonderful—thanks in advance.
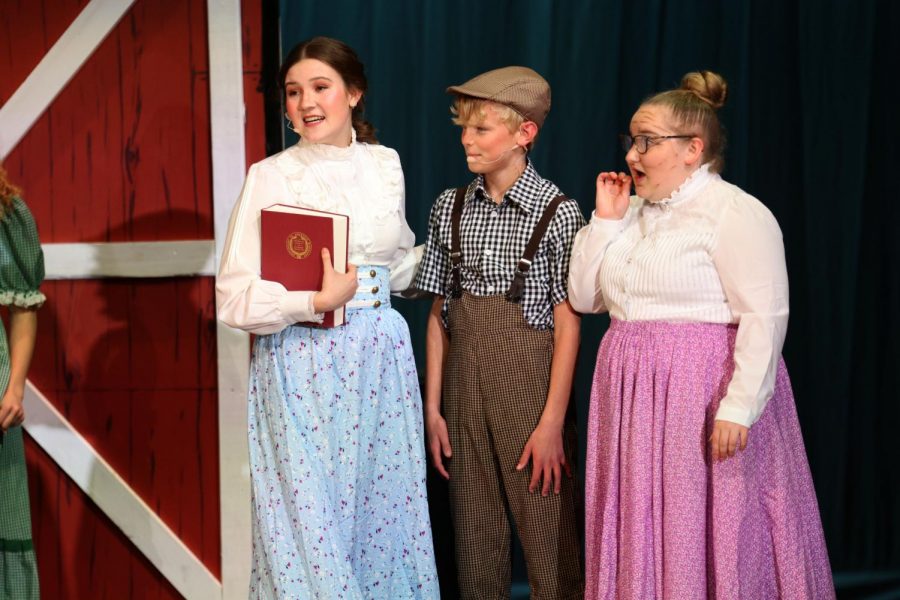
[271,130,403,223]
[644,163,716,208]
[296,127,359,160]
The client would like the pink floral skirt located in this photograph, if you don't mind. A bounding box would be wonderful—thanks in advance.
[584,320,834,599]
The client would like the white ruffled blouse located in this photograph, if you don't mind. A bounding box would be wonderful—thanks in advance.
[216,133,420,334]
[567,164,789,427]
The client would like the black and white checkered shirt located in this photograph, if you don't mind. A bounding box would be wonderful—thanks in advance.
[415,160,585,330]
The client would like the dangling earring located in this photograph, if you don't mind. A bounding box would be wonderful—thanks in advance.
[285,113,299,134]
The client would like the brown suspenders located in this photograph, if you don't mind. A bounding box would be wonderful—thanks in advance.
[448,186,568,303]
[448,187,467,298]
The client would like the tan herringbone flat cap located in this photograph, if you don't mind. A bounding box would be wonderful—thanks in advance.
[447,66,551,128]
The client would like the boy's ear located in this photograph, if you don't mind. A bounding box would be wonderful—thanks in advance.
[517,121,539,147]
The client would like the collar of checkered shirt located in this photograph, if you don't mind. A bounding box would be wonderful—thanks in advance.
[470,158,544,215]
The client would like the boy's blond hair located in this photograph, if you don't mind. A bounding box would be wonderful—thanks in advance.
[450,96,539,150]
[451,96,524,132]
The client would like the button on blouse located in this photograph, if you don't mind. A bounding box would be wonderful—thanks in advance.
[567,164,789,427]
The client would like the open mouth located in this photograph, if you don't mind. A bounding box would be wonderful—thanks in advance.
[302,116,324,125]
[631,168,646,184]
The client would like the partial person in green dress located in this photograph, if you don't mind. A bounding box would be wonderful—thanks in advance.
[0,165,44,600]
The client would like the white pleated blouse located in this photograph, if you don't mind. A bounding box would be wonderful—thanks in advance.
[568,164,789,427]
[216,133,420,335]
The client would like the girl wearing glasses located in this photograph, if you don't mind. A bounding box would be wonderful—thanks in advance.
[568,71,834,598]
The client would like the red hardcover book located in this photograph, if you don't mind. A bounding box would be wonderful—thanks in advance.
[261,204,350,327]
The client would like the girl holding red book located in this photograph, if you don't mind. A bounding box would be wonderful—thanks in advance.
[217,37,438,599]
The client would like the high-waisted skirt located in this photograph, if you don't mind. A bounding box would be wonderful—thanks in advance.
[247,266,438,599]
[584,320,834,599]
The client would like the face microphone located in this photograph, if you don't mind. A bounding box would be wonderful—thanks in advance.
[466,145,522,165]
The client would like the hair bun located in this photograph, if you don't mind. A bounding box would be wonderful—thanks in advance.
[680,71,727,109]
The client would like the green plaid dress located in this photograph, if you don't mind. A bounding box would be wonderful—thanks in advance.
[0,198,44,600]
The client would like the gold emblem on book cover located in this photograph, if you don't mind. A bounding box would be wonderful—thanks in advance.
[286,232,312,259]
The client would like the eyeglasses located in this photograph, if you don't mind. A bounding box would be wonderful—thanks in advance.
[619,134,694,154]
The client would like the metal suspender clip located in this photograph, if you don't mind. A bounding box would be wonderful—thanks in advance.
[506,258,532,303]
[448,188,467,299]
[504,194,568,304]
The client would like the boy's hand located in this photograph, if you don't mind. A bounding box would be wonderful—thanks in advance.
[426,412,452,480]
[516,422,571,496]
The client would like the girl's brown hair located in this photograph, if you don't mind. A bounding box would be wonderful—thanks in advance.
[644,70,728,172]
[279,37,377,144]
[0,164,20,213]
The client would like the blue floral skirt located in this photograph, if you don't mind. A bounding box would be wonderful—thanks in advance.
[247,266,438,599]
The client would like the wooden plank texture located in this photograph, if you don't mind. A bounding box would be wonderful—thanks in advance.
[26,278,221,581]
[26,437,185,600]
[1,0,269,595]
[0,0,89,103]
[2,0,214,243]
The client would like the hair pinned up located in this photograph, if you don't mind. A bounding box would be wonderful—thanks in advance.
[643,70,728,172]
[680,71,728,109]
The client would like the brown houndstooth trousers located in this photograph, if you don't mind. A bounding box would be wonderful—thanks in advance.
[443,293,584,599]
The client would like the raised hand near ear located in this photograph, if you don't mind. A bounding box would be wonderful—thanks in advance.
[595,171,632,220]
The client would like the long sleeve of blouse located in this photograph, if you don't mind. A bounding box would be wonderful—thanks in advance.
[712,192,789,427]
[567,204,640,314]
[216,137,417,335]
[566,165,789,427]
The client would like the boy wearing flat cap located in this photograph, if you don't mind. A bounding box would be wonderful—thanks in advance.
[415,66,585,599]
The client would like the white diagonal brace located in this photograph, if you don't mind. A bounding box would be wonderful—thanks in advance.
[23,381,222,599]
[0,0,136,160]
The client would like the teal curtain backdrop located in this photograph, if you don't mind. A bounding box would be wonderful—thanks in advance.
[274,0,899,595]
